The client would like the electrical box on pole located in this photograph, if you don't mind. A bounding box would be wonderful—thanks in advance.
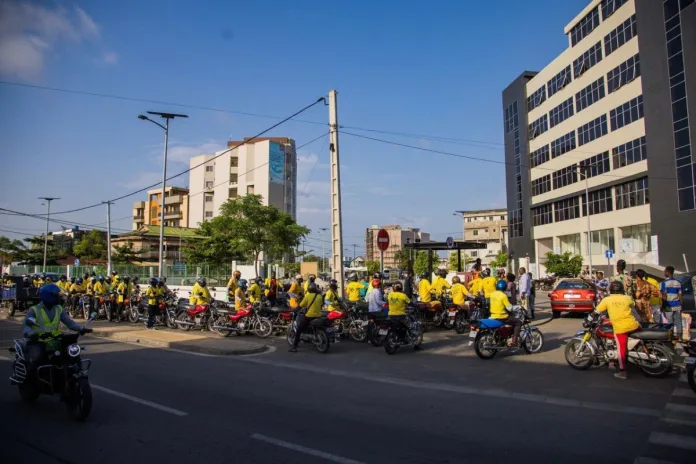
[328,90,345,296]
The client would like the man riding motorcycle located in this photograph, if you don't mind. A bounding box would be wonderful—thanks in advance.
[489,280,522,347]
[234,279,248,311]
[346,273,363,303]
[264,272,279,306]
[289,282,323,352]
[248,278,262,304]
[194,278,212,309]
[288,275,303,309]
[387,282,411,325]
[324,279,340,312]
[450,276,472,318]
[227,270,242,300]
[418,273,440,310]
[431,269,451,297]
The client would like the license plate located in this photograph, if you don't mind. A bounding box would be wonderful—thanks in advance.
[448,311,456,316]
[378,329,388,335]
[469,331,477,339]
[566,294,581,299]
[686,357,696,365]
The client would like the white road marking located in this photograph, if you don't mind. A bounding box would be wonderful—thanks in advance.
[91,384,188,416]
[0,355,11,361]
[671,388,695,398]
[648,431,696,451]
[251,433,365,464]
[661,417,696,427]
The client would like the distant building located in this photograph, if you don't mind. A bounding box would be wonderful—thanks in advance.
[132,186,189,229]
[50,228,105,253]
[350,256,365,268]
[110,225,202,265]
[365,225,430,269]
[187,137,297,227]
[456,209,508,267]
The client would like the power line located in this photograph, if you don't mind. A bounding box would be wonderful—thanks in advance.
[0,209,131,233]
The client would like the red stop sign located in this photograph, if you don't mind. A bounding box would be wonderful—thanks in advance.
[377,229,390,252]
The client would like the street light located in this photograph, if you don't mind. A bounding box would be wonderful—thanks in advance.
[578,163,593,277]
[138,111,188,278]
[38,197,59,272]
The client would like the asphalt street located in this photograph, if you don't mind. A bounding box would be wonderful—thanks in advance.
[0,297,693,464]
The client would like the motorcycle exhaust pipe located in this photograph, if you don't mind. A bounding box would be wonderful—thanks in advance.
[628,352,662,362]
[175,320,197,326]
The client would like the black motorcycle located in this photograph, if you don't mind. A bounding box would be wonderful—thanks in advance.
[286,310,336,353]
[376,308,423,355]
[9,313,96,421]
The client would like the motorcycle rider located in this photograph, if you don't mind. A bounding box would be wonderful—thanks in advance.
[145,278,163,330]
[365,272,382,300]
[234,279,248,311]
[481,269,498,318]
[57,275,69,292]
[158,276,169,293]
[227,270,242,300]
[288,274,303,309]
[450,276,472,318]
[346,273,363,303]
[368,279,387,312]
[468,271,483,296]
[431,269,451,297]
[194,278,212,309]
[324,279,340,312]
[304,274,317,294]
[595,281,641,380]
[264,272,279,306]
[115,276,131,322]
[191,277,202,305]
[248,278,262,304]
[489,280,522,347]
[20,284,91,379]
[290,282,323,352]
[111,271,121,290]
[418,273,440,310]
[387,282,411,329]
[359,275,370,300]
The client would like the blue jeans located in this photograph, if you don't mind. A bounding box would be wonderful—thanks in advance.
[664,311,682,338]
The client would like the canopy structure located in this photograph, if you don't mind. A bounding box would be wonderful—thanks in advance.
[404,241,488,273]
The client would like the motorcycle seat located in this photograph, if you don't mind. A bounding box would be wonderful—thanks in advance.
[478,319,505,329]
[367,311,388,320]
[309,317,328,327]
[271,306,291,313]
[629,330,671,341]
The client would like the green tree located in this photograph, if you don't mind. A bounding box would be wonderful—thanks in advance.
[112,241,146,264]
[490,251,509,269]
[0,236,27,264]
[413,251,431,276]
[392,249,410,270]
[447,252,473,271]
[73,230,108,261]
[302,254,320,262]
[544,252,583,278]
[366,260,380,276]
[16,236,64,265]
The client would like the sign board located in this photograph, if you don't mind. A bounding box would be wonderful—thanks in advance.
[74,259,80,266]
[446,236,454,249]
[377,229,390,252]
[605,250,614,259]
[173,261,186,272]
[269,142,285,185]
[619,239,634,254]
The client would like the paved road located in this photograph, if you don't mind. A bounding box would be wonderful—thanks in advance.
[0,300,693,464]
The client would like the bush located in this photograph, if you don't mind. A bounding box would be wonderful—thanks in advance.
[544,252,583,278]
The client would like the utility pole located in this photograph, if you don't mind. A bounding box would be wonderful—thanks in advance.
[319,228,328,274]
[38,197,59,272]
[328,90,345,296]
[579,163,593,277]
[103,201,113,275]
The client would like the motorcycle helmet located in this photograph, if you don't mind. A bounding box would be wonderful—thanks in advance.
[39,284,61,308]
[609,281,624,294]
[238,279,248,290]
[392,282,403,292]
[123,277,130,283]
[70,277,76,284]
[372,279,381,288]
[98,275,104,282]
[255,278,262,285]
[159,276,167,283]
[91,277,97,284]
[296,274,303,281]
[149,277,159,286]
[495,280,507,291]
[482,268,491,277]
[307,282,319,294]
[60,275,67,281]
[373,272,382,280]
[44,276,52,283]
[420,272,429,280]
[77,278,83,284]
[200,278,207,287]
[348,273,358,282]
[329,279,338,290]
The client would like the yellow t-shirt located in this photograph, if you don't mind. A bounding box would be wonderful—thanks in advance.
[300,292,324,318]
[69,283,83,294]
[387,291,411,316]
[431,277,451,296]
[596,294,640,334]
[288,282,301,308]
[489,291,511,320]
[94,282,108,295]
[450,282,471,305]
[324,289,340,311]
[346,282,363,302]
[116,282,129,303]
[419,280,433,302]
[145,286,160,305]
[190,282,201,304]
[194,286,211,306]
[303,280,311,294]
[234,287,246,310]
[646,277,662,306]
[227,277,238,294]
[482,277,498,298]
[248,283,261,303]
[468,277,483,295]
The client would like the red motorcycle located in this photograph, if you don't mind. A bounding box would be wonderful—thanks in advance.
[207,304,273,338]
[175,303,212,331]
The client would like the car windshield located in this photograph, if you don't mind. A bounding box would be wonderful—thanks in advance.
[556,281,591,290]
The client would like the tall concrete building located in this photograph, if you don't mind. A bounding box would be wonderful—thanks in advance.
[132,186,189,230]
[502,0,696,276]
[457,209,508,266]
[188,137,297,227]
[365,225,430,269]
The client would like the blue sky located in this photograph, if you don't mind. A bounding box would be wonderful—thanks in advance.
[0,0,589,258]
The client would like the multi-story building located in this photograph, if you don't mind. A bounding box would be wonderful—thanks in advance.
[188,137,297,227]
[456,209,508,266]
[365,225,430,269]
[502,0,696,276]
[111,225,202,265]
[132,186,189,229]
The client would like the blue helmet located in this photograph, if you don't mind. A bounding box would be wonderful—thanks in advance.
[238,279,248,290]
[98,275,104,282]
[39,284,61,308]
[495,280,507,291]
[77,278,83,284]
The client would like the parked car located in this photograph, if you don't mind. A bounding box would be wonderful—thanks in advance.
[676,272,696,328]
[548,279,596,318]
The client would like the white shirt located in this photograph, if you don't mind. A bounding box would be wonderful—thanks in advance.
[367,288,386,312]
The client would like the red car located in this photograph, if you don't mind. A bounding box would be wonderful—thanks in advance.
[548,279,596,318]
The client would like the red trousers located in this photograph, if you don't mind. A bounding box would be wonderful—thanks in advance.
[614,328,640,370]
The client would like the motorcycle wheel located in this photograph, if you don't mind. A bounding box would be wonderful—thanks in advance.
[106,306,113,322]
[166,311,177,329]
[638,343,673,378]
[314,330,330,354]
[432,311,443,327]
[286,326,297,347]
[474,333,498,360]
[128,308,140,323]
[454,314,469,334]
[522,328,544,354]
[175,313,191,331]
[369,325,386,347]
[384,331,399,355]
[443,315,455,330]
[564,340,594,370]
[254,318,273,339]
[8,301,16,317]
[18,383,39,403]
[349,321,368,342]
[66,377,92,421]
[411,326,424,350]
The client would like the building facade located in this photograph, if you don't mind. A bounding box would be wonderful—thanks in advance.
[132,186,189,230]
[502,0,696,276]
[365,225,430,269]
[188,137,297,227]
[110,225,201,265]
[457,209,508,266]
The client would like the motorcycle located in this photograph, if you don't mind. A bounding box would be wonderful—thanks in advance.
[208,303,273,338]
[9,312,96,421]
[564,312,674,377]
[453,297,484,334]
[175,302,213,331]
[680,340,696,393]
[469,305,544,359]
[377,307,423,355]
[67,294,91,320]
[286,310,336,353]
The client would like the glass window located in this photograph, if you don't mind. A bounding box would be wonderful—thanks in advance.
[204,195,213,203]
[557,280,591,290]
[247,185,255,194]
[205,166,214,172]
[205,211,213,218]
[552,165,578,190]
[549,98,575,128]
[570,7,600,46]
[547,66,572,98]
[604,14,637,56]
[532,204,553,226]
[612,136,646,169]
[554,197,581,222]
[528,114,548,140]
[532,175,552,196]
[615,177,649,210]
[504,101,518,133]
[582,187,613,216]
[577,114,608,146]
[230,157,238,167]
[530,145,550,168]
[575,77,605,113]
[573,41,603,78]
[601,0,628,20]
[527,86,546,112]
[473,229,479,236]
[610,95,644,131]
[558,233,582,255]
[620,224,652,252]
[582,152,611,179]
[585,228,616,255]
[509,208,524,238]
[205,181,213,189]
[607,54,640,93]
[551,131,576,159]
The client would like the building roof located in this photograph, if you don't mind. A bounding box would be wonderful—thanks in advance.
[227,137,294,147]
[115,225,203,240]
[146,186,189,195]
[456,208,507,215]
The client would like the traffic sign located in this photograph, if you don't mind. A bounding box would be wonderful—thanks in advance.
[377,229,390,252]
[74,259,80,266]
[446,236,454,249]
[605,250,614,259]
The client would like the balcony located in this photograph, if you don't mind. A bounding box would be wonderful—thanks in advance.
[133,215,144,221]
[164,211,182,220]
[164,195,184,205]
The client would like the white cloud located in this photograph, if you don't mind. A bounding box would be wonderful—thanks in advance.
[0,2,109,80]
[121,172,164,189]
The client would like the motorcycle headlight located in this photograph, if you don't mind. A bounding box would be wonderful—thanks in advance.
[68,344,81,357]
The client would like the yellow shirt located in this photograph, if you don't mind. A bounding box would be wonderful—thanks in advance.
[234,287,246,310]
[288,282,301,308]
[646,277,662,306]
[596,294,640,334]
[227,277,238,293]
[431,277,451,296]
[450,282,471,305]
[346,282,363,302]
[94,282,108,295]
[116,282,130,303]
[489,290,512,320]
[190,282,201,304]
[418,280,433,303]
[468,277,483,295]
[112,276,121,289]
[300,292,324,318]
[69,283,83,294]
[303,280,310,294]
[145,286,160,305]
[387,291,411,316]
[324,289,340,311]
[86,282,95,295]
[248,283,261,303]
[482,277,498,298]
[195,286,212,306]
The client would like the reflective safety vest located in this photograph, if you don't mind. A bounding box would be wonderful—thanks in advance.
[33,303,64,337]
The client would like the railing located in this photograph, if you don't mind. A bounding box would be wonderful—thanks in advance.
[164,195,183,205]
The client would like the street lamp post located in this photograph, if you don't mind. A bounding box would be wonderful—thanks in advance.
[578,163,593,277]
[319,228,328,274]
[138,111,188,278]
[38,197,59,272]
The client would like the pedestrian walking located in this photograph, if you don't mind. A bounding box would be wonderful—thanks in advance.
[506,273,517,305]
[660,266,683,340]
[517,267,531,310]
[634,269,660,324]
[527,272,536,319]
